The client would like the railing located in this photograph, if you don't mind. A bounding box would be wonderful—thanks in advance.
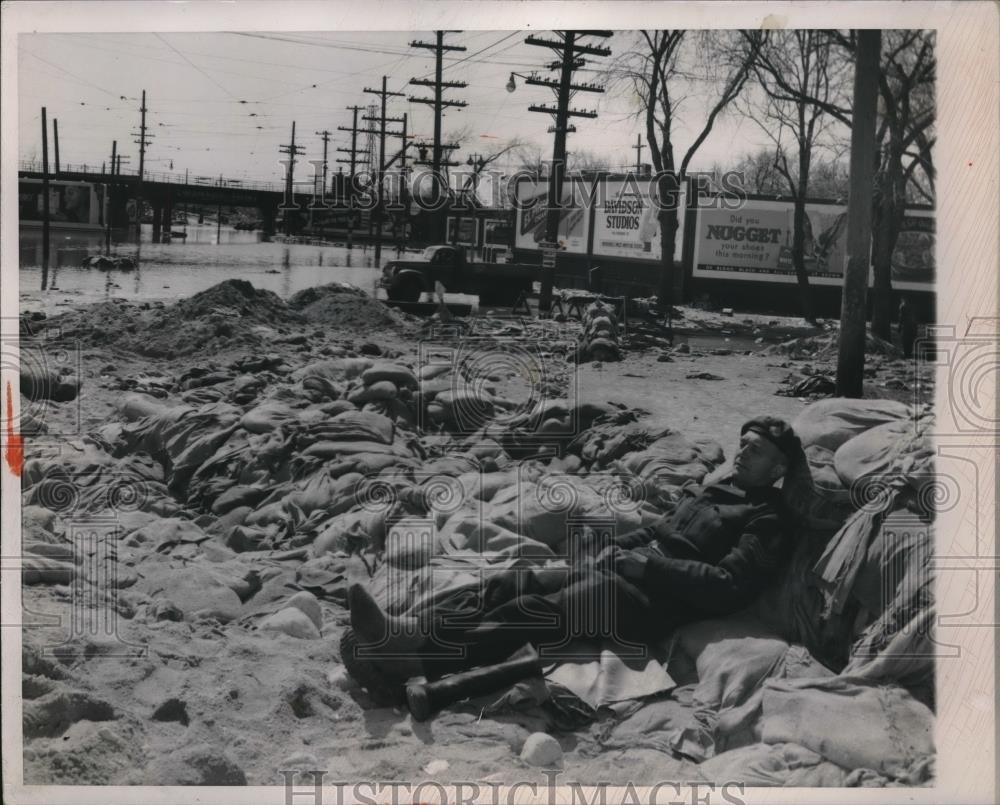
[18,160,283,193]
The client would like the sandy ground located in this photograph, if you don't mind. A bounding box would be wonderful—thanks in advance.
[15,286,932,786]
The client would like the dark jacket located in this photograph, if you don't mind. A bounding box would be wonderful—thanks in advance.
[614,479,792,615]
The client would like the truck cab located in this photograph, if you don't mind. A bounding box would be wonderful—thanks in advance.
[381,245,465,302]
[380,244,534,306]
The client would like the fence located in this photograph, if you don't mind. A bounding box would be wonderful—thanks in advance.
[18,161,283,193]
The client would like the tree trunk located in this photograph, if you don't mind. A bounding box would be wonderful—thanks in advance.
[870,159,905,339]
[656,208,680,311]
[791,196,816,323]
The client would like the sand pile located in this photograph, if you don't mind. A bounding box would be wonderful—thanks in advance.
[288,283,418,331]
[40,280,418,358]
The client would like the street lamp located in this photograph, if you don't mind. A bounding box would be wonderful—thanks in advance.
[505,72,533,93]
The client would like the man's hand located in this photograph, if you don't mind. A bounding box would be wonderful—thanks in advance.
[592,546,648,582]
[593,545,621,571]
[578,529,614,557]
[614,550,649,582]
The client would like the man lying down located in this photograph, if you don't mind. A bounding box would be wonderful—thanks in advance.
[343,416,803,709]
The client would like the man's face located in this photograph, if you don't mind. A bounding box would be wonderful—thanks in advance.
[732,430,786,489]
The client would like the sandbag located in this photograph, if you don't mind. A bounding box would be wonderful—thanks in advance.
[240,401,299,434]
[137,564,243,623]
[780,444,854,531]
[125,517,209,550]
[834,415,933,489]
[434,389,495,426]
[419,363,453,381]
[347,380,398,406]
[302,439,411,460]
[312,507,391,555]
[760,677,934,780]
[791,398,911,452]
[290,357,373,384]
[419,376,453,401]
[298,410,395,446]
[361,363,418,390]
[696,742,848,787]
[20,366,81,402]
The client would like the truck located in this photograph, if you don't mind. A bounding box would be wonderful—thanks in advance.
[379,245,536,306]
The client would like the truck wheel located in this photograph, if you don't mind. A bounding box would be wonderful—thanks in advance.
[389,275,423,303]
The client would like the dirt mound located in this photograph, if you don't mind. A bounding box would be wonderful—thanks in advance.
[287,282,367,308]
[289,283,418,331]
[46,280,304,358]
[174,279,294,324]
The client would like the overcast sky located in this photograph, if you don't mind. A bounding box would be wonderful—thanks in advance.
[17,30,794,186]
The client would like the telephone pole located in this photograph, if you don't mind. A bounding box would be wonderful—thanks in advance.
[279,121,305,235]
[106,139,117,253]
[633,133,644,174]
[363,76,405,266]
[409,31,467,240]
[524,30,611,312]
[53,118,61,175]
[132,90,152,238]
[41,108,51,287]
[336,105,370,248]
[836,30,882,398]
[315,129,332,196]
[336,105,371,190]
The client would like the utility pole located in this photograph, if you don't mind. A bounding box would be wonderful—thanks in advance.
[633,134,644,175]
[409,31,467,241]
[336,105,370,249]
[523,30,611,312]
[41,107,51,288]
[106,139,117,254]
[279,121,305,235]
[131,90,152,240]
[314,128,333,233]
[336,106,368,182]
[53,118,60,175]
[315,128,332,197]
[836,30,882,398]
[217,175,223,244]
[363,76,405,267]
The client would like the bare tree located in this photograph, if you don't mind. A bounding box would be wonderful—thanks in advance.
[515,145,549,179]
[742,29,849,323]
[809,157,850,200]
[453,137,528,209]
[730,149,786,195]
[616,30,762,311]
[744,30,936,337]
[567,149,613,174]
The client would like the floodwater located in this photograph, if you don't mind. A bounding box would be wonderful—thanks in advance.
[18,221,411,307]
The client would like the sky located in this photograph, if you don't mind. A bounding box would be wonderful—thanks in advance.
[17,30,787,187]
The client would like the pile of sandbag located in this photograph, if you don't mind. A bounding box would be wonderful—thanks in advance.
[418,361,504,433]
[577,302,621,362]
[20,365,81,403]
[757,397,936,678]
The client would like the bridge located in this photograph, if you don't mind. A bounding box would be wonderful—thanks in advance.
[18,160,361,238]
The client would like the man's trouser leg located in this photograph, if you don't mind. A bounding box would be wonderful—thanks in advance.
[419,568,659,678]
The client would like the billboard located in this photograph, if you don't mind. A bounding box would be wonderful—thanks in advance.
[514,178,591,254]
[446,216,479,246]
[483,217,512,246]
[592,177,669,261]
[892,209,935,289]
[18,180,101,227]
[692,198,934,290]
